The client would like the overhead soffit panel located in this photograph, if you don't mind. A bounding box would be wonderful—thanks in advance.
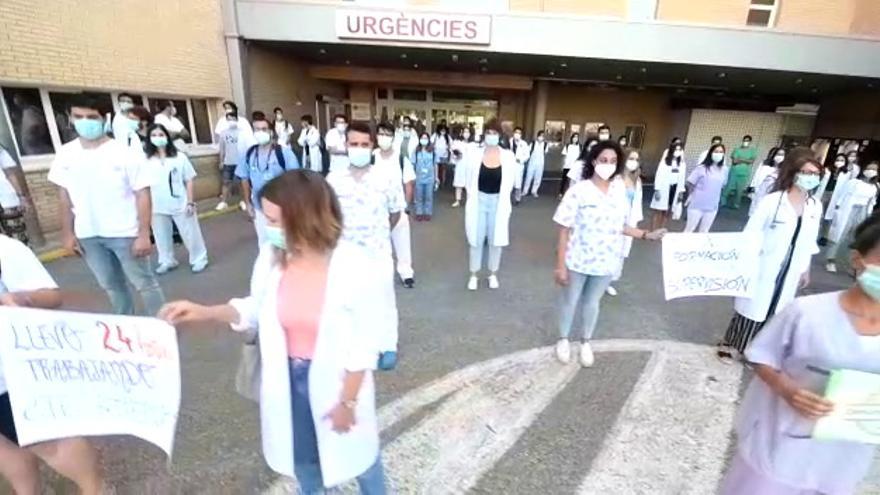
[235,0,880,79]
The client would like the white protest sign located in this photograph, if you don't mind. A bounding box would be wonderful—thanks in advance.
[661,232,761,301]
[0,307,180,457]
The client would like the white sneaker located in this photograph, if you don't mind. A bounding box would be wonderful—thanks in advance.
[606,286,618,296]
[826,262,837,273]
[532,193,539,198]
[452,201,461,208]
[239,201,248,211]
[488,274,500,289]
[555,339,571,364]
[580,342,595,368]
[156,262,179,275]
[467,276,478,291]
[191,260,208,273]
[215,201,228,211]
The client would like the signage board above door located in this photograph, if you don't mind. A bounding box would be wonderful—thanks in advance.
[336,9,491,45]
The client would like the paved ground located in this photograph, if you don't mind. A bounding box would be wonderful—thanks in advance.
[2,183,856,494]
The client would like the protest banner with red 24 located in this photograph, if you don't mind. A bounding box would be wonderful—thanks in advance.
[0,307,180,457]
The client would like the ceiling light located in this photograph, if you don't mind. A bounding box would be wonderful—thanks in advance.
[319,49,326,55]
[795,78,803,84]
[615,74,623,81]
[682,78,689,84]
[715,91,725,96]
[640,67,647,73]
[717,72,727,78]
[479,58,489,64]
[480,66,488,73]
[560,62,568,68]
[345,60,350,65]
[749,83,756,88]
[413,63,419,69]
[549,71,556,76]
[400,53,408,59]
[811,88,818,93]
[869,82,876,89]
[451,54,459,62]
[637,85,646,90]
[676,88,686,93]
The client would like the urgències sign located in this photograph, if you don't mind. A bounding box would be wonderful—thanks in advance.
[336,9,491,45]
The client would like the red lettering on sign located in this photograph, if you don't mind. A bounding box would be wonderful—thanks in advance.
[449,20,462,39]
[464,20,478,39]
[346,15,361,34]
[426,19,441,38]
[411,18,425,37]
[364,16,378,35]
[378,16,394,35]
[396,16,409,37]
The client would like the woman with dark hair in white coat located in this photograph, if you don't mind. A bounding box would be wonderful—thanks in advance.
[559,133,581,198]
[826,161,880,273]
[160,171,390,494]
[717,150,824,361]
[464,119,517,291]
[651,141,687,230]
[606,149,644,297]
[451,126,474,208]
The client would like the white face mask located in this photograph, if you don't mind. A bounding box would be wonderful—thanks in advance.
[595,162,617,180]
[673,150,683,158]
[625,159,639,171]
[866,170,879,179]
[742,141,751,147]
[835,160,846,168]
[377,135,393,150]
[711,152,724,163]
[348,147,372,167]
[335,123,347,133]
[537,136,544,142]
[598,133,610,141]
[419,138,429,146]
[254,130,271,146]
[773,155,785,165]
[119,101,133,112]
[462,133,471,140]
[514,133,522,140]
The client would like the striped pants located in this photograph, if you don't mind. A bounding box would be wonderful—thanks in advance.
[722,313,765,355]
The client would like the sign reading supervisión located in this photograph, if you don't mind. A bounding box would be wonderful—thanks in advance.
[336,9,491,45]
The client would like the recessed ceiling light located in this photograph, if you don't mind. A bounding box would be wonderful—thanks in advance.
[715,91,725,96]
[479,58,489,64]
[480,66,488,73]
[795,78,803,84]
[811,88,818,93]
[683,78,689,84]
[717,72,727,78]
[451,54,459,62]
[615,74,623,80]
[637,85,646,90]
[400,53,408,59]
[749,83,756,88]
[640,67,647,73]
[345,60,350,65]
[676,88,686,93]
[560,62,568,68]
[549,71,556,76]
[319,49,326,55]
[413,63,419,69]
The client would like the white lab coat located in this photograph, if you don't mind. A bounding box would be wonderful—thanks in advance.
[228,243,389,487]
[622,177,644,258]
[815,169,832,202]
[650,158,687,211]
[562,143,581,170]
[510,139,530,190]
[451,140,472,189]
[828,179,879,243]
[464,146,516,247]
[393,131,418,164]
[297,126,323,172]
[825,168,859,220]
[734,191,823,322]
[325,128,349,173]
[749,171,778,217]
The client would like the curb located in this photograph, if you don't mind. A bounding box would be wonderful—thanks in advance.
[36,206,239,264]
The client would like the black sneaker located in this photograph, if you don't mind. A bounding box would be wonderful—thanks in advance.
[403,278,415,289]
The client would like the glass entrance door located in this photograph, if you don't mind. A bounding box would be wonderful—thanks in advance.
[377,88,498,138]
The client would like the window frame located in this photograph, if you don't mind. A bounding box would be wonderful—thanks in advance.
[747,0,779,28]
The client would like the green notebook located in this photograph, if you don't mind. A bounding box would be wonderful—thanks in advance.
[814,369,880,445]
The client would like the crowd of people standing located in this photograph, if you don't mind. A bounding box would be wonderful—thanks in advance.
[2,92,880,494]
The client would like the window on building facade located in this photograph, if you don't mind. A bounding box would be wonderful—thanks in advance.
[150,98,192,143]
[49,91,113,144]
[746,0,777,27]
[191,99,213,145]
[1,87,54,156]
[624,124,646,149]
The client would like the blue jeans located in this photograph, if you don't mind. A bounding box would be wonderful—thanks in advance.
[469,192,502,273]
[414,181,433,216]
[558,271,612,341]
[289,359,386,495]
[78,236,165,316]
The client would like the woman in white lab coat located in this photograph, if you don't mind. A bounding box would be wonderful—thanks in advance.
[159,171,389,494]
[451,125,474,208]
[464,120,517,291]
[566,138,598,188]
[145,124,209,274]
[748,147,784,216]
[717,151,824,360]
[825,161,880,273]
[824,153,856,223]
[650,142,687,230]
[559,133,581,198]
[297,115,323,173]
[606,149,644,297]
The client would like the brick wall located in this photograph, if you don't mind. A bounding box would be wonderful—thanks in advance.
[0,0,230,97]
[25,153,223,235]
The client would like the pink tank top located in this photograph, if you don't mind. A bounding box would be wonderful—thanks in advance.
[277,262,327,359]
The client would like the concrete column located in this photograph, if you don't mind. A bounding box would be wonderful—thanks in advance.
[220,0,249,113]
[532,80,548,136]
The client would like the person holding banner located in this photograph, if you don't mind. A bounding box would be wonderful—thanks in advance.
[159,170,388,494]
[0,235,103,495]
[606,149,644,297]
[720,212,880,495]
[683,143,728,233]
[718,150,824,361]
[553,141,665,367]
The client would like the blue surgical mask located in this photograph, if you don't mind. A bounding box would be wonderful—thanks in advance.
[348,147,372,168]
[73,118,105,140]
[127,118,140,132]
[265,226,287,251]
[150,136,168,148]
[254,131,271,146]
[419,138,429,146]
[484,134,500,147]
[795,173,820,192]
[858,265,880,302]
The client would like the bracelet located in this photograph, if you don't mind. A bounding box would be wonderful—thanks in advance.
[341,399,358,410]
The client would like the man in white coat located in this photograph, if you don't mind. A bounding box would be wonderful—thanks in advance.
[325,114,350,174]
[297,114,323,173]
[327,122,402,358]
[509,127,530,204]
[374,121,416,288]
[522,130,548,198]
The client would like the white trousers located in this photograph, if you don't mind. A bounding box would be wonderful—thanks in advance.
[152,212,208,267]
[391,213,414,280]
[684,208,719,233]
[254,209,269,247]
[523,160,545,196]
[514,161,524,190]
